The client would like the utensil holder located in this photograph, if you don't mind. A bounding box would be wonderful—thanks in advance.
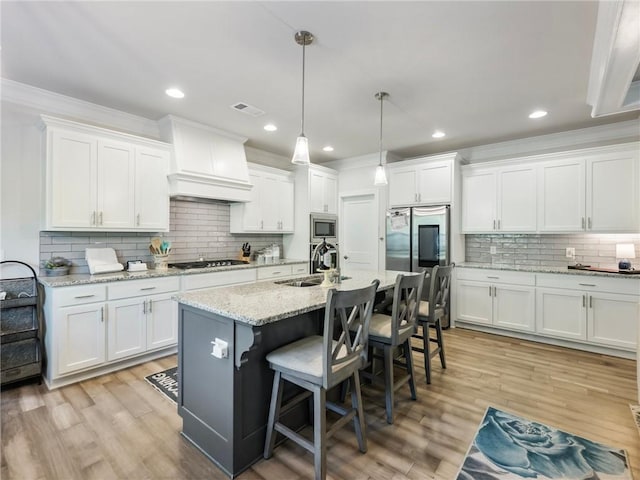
[153,254,169,270]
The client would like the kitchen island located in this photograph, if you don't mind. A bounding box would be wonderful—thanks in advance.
[173,269,406,478]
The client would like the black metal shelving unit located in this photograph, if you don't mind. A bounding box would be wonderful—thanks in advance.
[0,260,43,387]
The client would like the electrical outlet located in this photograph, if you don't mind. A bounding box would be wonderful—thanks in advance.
[490,246,497,255]
[565,247,575,258]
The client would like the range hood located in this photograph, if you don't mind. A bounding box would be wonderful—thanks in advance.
[158,115,252,202]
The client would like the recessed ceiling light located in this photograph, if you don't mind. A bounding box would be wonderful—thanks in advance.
[322,146,334,152]
[264,124,277,132]
[529,110,547,119]
[165,88,185,99]
[432,131,446,138]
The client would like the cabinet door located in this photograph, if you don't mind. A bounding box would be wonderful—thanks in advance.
[498,166,537,232]
[461,172,497,232]
[135,147,169,230]
[538,160,585,232]
[96,140,136,229]
[587,292,639,350]
[147,294,178,350]
[535,288,586,341]
[493,285,535,332]
[242,172,263,231]
[309,170,326,213]
[58,303,106,375]
[49,129,97,228]
[388,168,417,206]
[586,152,640,232]
[279,178,295,232]
[107,298,146,361]
[324,174,338,214]
[457,280,492,325]
[261,174,280,231]
[417,162,451,204]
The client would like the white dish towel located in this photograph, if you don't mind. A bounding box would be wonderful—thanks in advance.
[85,248,124,274]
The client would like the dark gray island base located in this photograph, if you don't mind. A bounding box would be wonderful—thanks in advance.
[174,270,404,478]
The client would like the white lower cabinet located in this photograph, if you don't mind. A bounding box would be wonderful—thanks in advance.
[536,275,639,350]
[58,302,107,375]
[457,269,535,333]
[456,268,639,356]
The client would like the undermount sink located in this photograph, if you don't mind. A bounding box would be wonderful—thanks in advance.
[275,275,351,287]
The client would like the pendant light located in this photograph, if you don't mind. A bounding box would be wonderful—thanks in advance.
[374,91,389,185]
[292,31,314,165]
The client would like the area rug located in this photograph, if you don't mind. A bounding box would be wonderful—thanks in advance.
[456,407,631,480]
[631,404,640,437]
[144,367,178,404]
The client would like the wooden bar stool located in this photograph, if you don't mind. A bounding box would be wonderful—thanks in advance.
[363,272,425,424]
[263,280,379,480]
[412,263,454,384]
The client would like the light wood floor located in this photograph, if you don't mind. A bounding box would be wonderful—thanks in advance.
[2,328,638,479]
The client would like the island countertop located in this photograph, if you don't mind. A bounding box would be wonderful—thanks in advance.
[174,269,410,326]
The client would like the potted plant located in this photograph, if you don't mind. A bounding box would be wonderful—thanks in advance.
[43,256,72,276]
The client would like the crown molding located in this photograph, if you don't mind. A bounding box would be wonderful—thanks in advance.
[1,78,160,138]
[459,119,640,164]
[326,151,402,171]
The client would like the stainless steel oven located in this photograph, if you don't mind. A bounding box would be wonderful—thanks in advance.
[310,214,338,244]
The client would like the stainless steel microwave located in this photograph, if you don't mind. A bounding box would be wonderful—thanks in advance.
[310,214,338,243]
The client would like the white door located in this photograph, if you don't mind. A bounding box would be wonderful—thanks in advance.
[457,280,492,325]
[58,303,106,375]
[417,162,451,204]
[108,298,146,361]
[498,166,537,232]
[493,284,535,332]
[147,294,178,350]
[538,159,585,232]
[243,172,263,231]
[324,174,338,214]
[341,193,378,271]
[135,147,169,230]
[97,140,136,229]
[535,288,586,341]
[309,170,326,213]
[461,171,497,232]
[587,292,639,350]
[278,179,295,232]
[388,168,417,206]
[261,174,280,231]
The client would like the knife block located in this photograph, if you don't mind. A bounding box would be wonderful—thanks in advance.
[238,252,251,262]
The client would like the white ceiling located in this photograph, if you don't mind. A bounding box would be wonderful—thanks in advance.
[2,1,638,163]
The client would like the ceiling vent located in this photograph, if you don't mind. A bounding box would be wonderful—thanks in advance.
[230,102,265,117]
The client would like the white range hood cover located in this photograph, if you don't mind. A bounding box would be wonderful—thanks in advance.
[158,115,253,202]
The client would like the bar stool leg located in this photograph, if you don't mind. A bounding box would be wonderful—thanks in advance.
[403,340,417,400]
[384,345,395,424]
[423,322,432,384]
[264,371,283,459]
[435,319,446,369]
[350,370,367,453]
[313,385,327,480]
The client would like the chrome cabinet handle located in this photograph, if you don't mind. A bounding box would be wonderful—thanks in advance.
[148,299,152,313]
[493,286,497,296]
[143,300,146,314]
[493,219,496,230]
[589,296,592,308]
[588,217,592,229]
[272,271,281,276]
[137,214,141,226]
[487,276,499,279]
[497,219,501,230]
[489,286,492,297]
[91,211,96,225]
[578,283,596,287]
[261,220,264,229]
[581,217,585,229]
[140,286,156,291]
[75,294,95,299]
[101,306,105,322]
[582,295,586,307]
[99,211,103,225]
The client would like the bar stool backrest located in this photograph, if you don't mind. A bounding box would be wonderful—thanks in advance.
[323,280,380,389]
[427,263,455,320]
[389,273,425,345]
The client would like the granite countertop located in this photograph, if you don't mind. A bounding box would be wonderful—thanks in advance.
[174,269,411,327]
[38,259,308,287]
[458,263,640,279]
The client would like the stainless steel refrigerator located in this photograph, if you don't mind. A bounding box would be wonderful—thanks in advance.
[385,205,451,325]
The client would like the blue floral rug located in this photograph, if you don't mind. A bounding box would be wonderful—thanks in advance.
[631,405,640,437]
[457,407,631,479]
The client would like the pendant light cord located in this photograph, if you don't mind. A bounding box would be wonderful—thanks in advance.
[378,93,384,167]
[301,33,306,136]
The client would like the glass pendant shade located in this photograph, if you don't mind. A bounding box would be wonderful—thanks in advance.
[374,164,388,185]
[292,135,310,165]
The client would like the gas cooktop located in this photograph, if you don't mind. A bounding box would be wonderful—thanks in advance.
[168,259,249,270]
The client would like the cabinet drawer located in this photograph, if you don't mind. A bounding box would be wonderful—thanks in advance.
[55,285,107,306]
[108,276,180,300]
[456,268,535,286]
[257,265,293,280]
[536,274,640,295]
[182,269,256,291]
[290,263,309,276]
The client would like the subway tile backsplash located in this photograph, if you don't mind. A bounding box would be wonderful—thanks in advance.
[465,233,640,268]
[40,199,284,274]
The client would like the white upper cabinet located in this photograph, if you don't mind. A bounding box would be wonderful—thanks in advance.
[41,116,170,232]
[538,143,639,233]
[230,165,295,233]
[461,164,536,233]
[388,157,453,207]
[309,167,338,214]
